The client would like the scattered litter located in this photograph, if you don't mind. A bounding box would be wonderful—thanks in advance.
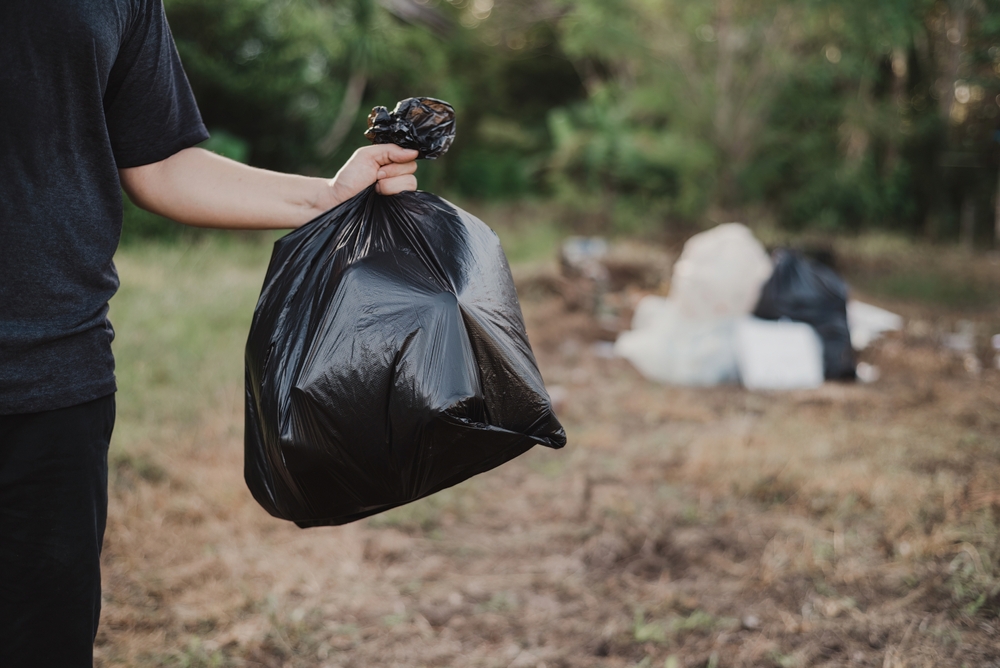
[614,224,770,387]
[855,362,881,384]
[735,318,824,391]
[560,236,609,276]
[847,301,903,350]
[560,236,610,315]
[944,320,977,353]
[592,341,617,359]
[754,249,855,380]
[942,321,981,374]
[964,354,982,376]
[741,615,761,631]
[907,319,932,339]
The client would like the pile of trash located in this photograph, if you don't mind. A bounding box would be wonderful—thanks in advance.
[606,223,903,390]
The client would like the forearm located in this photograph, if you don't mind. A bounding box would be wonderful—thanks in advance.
[120,144,419,231]
[120,148,331,230]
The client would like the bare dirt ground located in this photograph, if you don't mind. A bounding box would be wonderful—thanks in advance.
[97,243,1000,668]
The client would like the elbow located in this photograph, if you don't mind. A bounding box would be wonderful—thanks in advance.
[119,162,161,214]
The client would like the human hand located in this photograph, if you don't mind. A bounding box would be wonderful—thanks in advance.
[326,144,419,207]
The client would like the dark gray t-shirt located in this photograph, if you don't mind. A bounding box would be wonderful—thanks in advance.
[0,0,209,414]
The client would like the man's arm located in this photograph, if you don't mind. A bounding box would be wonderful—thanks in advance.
[119,144,418,230]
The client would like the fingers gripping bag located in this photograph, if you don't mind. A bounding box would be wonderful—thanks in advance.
[245,98,566,527]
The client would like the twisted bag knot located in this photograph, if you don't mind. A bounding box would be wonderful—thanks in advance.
[364,97,456,160]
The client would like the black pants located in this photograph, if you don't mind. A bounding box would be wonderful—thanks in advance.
[0,394,114,668]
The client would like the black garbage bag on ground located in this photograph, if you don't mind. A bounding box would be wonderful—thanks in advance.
[244,99,565,528]
[753,249,856,380]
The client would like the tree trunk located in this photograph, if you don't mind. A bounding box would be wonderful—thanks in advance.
[714,0,736,203]
[994,163,1000,246]
[883,48,908,175]
[940,1,967,123]
[318,71,368,157]
[960,194,976,251]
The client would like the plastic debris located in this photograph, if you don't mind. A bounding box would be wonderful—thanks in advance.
[615,296,739,386]
[671,223,773,320]
[614,224,772,387]
[560,236,609,278]
[944,320,977,353]
[559,236,611,315]
[754,250,855,380]
[855,362,881,384]
[847,301,903,350]
[735,318,825,391]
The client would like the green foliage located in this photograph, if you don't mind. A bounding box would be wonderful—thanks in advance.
[631,607,731,646]
[164,0,584,199]
[201,129,251,163]
[142,0,1000,240]
[547,90,715,218]
[165,0,382,172]
[553,0,1000,236]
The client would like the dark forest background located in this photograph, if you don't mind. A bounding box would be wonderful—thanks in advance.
[128,0,1000,246]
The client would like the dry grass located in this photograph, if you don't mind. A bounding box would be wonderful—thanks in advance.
[97,237,1000,667]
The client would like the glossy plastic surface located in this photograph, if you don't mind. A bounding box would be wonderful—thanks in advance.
[364,97,456,159]
[245,187,566,527]
[753,250,856,380]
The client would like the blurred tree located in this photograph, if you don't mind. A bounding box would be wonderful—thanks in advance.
[165,0,459,174]
[736,0,999,239]
[538,0,808,220]
[315,0,379,158]
[132,0,1000,242]
[162,0,585,198]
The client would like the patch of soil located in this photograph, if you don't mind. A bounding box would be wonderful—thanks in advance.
[97,259,1000,668]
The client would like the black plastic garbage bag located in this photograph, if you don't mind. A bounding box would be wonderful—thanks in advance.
[364,97,456,159]
[244,101,564,528]
[754,249,856,380]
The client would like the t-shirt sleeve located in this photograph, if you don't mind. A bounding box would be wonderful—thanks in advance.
[104,0,209,168]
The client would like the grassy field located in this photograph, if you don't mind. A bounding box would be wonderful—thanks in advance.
[98,227,1000,667]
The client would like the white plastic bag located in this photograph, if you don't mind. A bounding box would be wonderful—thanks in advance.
[846,300,903,350]
[615,224,778,388]
[671,223,773,320]
[615,297,739,386]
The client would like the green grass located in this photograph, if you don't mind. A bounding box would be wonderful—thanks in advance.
[493,218,565,266]
[110,237,276,451]
[852,271,998,309]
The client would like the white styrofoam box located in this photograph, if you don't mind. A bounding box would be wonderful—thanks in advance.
[736,318,824,391]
